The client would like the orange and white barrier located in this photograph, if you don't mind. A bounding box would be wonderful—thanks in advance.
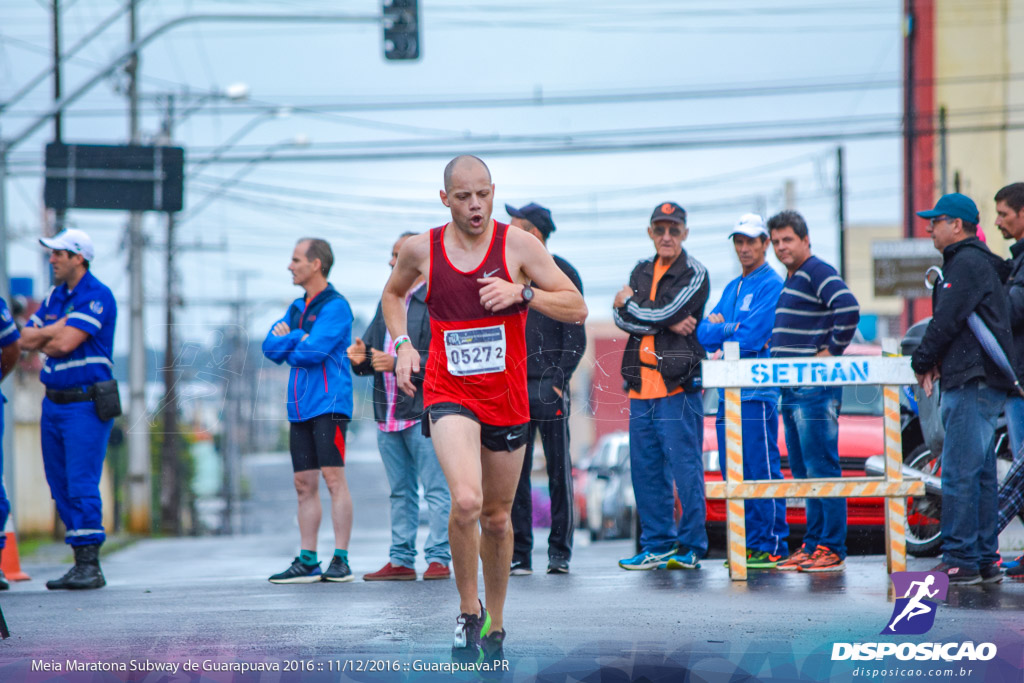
[703,341,923,581]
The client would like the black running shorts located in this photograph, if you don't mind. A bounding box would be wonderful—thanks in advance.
[289,413,350,472]
[423,402,529,452]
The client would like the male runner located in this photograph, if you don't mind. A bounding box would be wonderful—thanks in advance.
[381,155,587,660]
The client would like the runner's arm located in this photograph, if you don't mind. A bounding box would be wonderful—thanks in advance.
[486,230,587,324]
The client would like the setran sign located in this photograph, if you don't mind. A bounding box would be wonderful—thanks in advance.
[44,142,184,213]
[702,355,917,388]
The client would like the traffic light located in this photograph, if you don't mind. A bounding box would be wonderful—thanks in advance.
[382,0,419,61]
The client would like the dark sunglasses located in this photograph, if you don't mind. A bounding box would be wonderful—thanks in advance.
[651,224,683,237]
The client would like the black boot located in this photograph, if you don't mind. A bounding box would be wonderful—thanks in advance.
[46,544,106,590]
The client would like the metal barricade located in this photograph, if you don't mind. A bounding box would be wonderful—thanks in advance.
[702,340,925,580]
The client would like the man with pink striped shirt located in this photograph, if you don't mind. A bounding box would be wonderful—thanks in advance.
[348,232,452,581]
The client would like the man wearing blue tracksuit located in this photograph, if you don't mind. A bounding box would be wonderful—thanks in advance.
[21,229,117,590]
[0,297,22,590]
[263,237,355,584]
[697,214,789,568]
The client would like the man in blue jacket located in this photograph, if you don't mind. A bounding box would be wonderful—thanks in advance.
[697,214,788,568]
[263,238,355,584]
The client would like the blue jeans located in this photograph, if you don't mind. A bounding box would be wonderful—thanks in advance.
[939,380,1005,570]
[629,392,706,557]
[780,386,846,559]
[1005,395,1024,463]
[377,425,451,567]
[716,400,789,555]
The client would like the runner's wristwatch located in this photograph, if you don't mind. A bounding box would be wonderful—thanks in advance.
[520,285,534,305]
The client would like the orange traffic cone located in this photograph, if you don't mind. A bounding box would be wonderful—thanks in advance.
[1,515,30,581]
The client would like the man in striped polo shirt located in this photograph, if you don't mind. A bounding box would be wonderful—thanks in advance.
[767,210,860,573]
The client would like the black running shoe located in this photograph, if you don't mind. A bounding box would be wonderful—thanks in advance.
[322,555,355,583]
[451,600,490,663]
[480,628,506,661]
[0,569,8,591]
[979,564,1003,584]
[268,557,322,584]
[509,561,532,576]
[547,558,569,574]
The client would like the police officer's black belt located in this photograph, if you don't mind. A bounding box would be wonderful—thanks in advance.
[46,386,95,404]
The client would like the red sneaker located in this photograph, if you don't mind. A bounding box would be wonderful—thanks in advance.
[423,562,451,580]
[776,545,812,571]
[798,546,845,573]
[363,562,416,581]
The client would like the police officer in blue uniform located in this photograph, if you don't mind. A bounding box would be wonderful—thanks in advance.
[0,297,21,590]
[20,229,117,590]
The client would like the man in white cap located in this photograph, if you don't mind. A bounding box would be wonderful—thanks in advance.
[20,228,119,589]
[697,214,789,568]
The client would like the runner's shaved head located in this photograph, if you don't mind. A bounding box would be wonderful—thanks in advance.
[444,155,491,192]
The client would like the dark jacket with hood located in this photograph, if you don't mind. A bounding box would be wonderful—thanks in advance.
[1006,238,1024,376]
[351,284,431,423]
[613,249,709,394]
[911,237,1017,392]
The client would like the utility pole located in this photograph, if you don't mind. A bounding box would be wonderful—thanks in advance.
[51,0,66,236]
[903,0,917,332]
[783,179,796,210]
[836,146,846,281]
[158,94,181,535]
[125,0,151,534]
[222,271,256,535]
[938,106,948,195]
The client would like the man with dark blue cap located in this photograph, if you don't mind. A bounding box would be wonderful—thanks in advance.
[505,202,585,575]
[911,192,1017,585]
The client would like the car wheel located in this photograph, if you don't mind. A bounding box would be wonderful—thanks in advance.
[904,444,943,558]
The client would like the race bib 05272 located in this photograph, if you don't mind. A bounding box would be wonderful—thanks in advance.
[444,324,506,376]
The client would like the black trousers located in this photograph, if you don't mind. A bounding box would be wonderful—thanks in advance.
[511,395,575,566]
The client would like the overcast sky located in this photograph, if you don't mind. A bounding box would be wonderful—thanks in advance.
[1,0,905,350]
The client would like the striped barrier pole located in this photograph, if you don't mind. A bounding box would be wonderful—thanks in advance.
[723,343,747,581]
[703,343,922,578]
[882,339,907,573]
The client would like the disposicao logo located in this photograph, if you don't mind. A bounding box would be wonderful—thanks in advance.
[831,571,997,662]
[883,571,947,635]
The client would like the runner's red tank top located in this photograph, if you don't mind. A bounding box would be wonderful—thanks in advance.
[425,221,530,426]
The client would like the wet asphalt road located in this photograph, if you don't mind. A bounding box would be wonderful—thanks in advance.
[0,429,1021,681]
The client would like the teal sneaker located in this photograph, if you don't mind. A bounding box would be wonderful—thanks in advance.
[618,547,675,570]
[665,549,701,570]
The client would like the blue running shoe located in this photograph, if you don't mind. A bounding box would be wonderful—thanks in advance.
[618,547,675,570]
[666,550,701,570]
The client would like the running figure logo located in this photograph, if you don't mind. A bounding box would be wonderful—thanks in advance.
[882,571,948,635]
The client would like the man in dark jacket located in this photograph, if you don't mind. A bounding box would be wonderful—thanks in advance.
[993,182,1024,578]
[613,201,709,571]
[348,233,451,581]
[505,203,586,576]
[911,193,1016,585]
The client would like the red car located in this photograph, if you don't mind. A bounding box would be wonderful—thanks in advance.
[701,344,935,553]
